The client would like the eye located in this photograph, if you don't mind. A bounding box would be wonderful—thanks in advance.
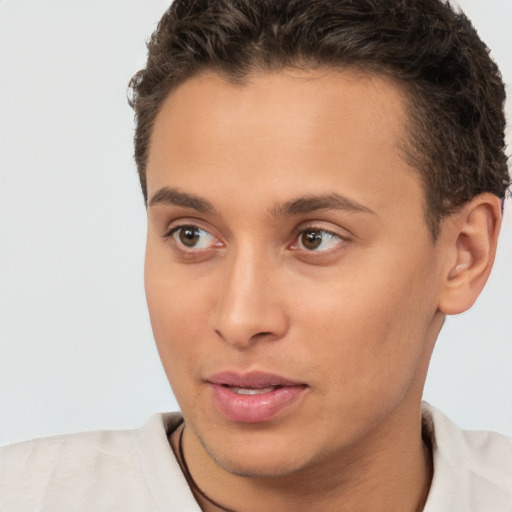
[295,227,344,252]
[167,225,219,250]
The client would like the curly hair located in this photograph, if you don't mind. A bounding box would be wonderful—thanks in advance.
[129,0,509,238]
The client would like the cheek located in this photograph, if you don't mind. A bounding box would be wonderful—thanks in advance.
[145,279,208,412]
[144,245,212,389]
[295,255,438,404]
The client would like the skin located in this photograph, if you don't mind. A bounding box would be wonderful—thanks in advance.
[144,69,501,512]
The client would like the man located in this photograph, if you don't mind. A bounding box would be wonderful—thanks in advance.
[1,1,511,511]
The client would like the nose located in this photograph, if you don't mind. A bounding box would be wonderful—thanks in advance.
[211,248,288,348]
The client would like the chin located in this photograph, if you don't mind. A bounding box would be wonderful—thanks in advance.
[210,450,308,479]
[198,428,316,479]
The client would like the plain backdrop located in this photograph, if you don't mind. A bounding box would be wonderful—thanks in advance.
[1,0,511,446]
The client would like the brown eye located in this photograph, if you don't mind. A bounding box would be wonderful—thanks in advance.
[169,225,218,249]
[179,227,201,247]
[297,228,342,252]
[301,230,323,250]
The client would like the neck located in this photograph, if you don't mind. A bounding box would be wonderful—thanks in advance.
[170,404,433,512]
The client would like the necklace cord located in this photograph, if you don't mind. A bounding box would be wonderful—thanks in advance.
[177,424,238,512]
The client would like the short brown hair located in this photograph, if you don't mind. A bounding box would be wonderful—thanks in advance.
[129,0,509,238]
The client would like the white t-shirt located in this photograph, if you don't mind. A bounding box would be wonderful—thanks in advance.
[1,403,511,511]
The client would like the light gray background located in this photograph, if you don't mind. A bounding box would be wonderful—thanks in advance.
[1,0,511,446]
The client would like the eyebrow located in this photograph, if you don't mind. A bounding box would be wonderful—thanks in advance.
[148,187,375,218]
[269,193,376,218]
[148,187,217,214]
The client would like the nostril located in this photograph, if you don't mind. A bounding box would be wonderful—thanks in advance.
[214,327,281,348]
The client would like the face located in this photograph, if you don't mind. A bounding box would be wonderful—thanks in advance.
[145,69,446,477]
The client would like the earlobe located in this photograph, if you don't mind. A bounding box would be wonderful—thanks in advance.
[438,193,502,315]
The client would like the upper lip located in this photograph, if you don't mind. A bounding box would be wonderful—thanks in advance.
[206,371,305,388]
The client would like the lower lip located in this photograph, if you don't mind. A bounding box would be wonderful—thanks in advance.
[209,383,307,423]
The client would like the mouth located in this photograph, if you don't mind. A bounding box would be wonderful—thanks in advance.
[225,385,281,395]
[206,371,308,423]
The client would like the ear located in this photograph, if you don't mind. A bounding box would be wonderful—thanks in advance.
[438,193,502,315]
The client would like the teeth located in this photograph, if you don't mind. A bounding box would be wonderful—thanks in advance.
[228,386,276,395]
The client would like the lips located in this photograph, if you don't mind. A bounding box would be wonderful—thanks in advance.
[206,371,308,423]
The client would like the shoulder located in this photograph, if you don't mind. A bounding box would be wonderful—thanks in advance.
[0,412,198,512]
[422,403,512,512]
[1,425,138,468]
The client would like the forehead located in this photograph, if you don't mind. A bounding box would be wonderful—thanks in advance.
[149,69,409,164]
[146,69,425,227]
